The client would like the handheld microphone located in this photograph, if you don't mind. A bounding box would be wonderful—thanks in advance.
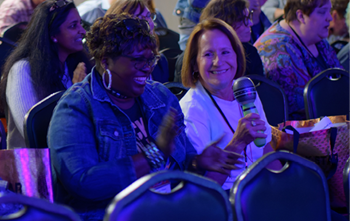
[232,77,266,147]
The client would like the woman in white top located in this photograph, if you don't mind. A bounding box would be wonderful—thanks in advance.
[180,18,279,190]
[0,0,92,148]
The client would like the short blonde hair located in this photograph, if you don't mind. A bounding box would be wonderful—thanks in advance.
[181,18,245,88]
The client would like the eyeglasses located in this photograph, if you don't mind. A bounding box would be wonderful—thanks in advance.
[49,0,70,12]
[117,18,150,33]
[243,10,254,26]
[149,13,157,21]
[121,54,161,70]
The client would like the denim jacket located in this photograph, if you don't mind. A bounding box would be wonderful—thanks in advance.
[173,0,210,23]
[48,67,196,215]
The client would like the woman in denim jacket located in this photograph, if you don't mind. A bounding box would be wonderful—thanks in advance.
[48,13,242,221]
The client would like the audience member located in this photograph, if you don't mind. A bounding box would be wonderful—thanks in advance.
[173,0,210,50]
[261,0,286,22]
[200,0,265,76]
[180,18,279,191]
[143,0,168,29]
[0,0,92,149]
[0,0,46,35]
[78,0,167,29]
[248,0,272,43]
[106,0,169,82]
[254,0,342,120]
[77,0,115,25]
[328,0,349,44]
[337,2,350,72]
[48,14,242,220]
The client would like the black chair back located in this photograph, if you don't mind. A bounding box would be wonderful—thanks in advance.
[163,82,189,101]
[160,48,183,82]
[104,170,233,221]
[231,151,331,221]
[155,27,180,51]
[0,37,16,77]
[0,192,81,221]
[23,91,64,148]
[303,68,349,119]
[3,22,27,43]
[0,119,6,150]
[247,75,288,126]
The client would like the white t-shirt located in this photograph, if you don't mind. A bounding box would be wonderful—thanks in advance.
[180,81,271,190]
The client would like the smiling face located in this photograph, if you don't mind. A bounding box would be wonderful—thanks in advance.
[106,47,155,98]
[303,0,332,42]
[134,5,154,31]
[232,8,253,42]
[53,8,86,61]
[196,29,237,98]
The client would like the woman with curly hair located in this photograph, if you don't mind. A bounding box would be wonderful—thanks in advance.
[48,13,242,220]
[0,0,92,149]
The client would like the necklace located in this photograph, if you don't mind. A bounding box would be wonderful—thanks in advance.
[288,23,327,70]
[108,88,129,99]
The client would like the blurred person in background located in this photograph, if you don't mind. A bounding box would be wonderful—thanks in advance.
[0,0,46,35]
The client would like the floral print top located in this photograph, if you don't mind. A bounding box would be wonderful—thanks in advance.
[254,21,342,120]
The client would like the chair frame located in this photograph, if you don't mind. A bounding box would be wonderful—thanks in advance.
[0,192,81,220]
[163,81,189,100]
[303,68,349,119]
[247,75,288,125]
[23,90,64,148]
[343,157,350,216]
[105,170,233,221]
[231,150,331,221]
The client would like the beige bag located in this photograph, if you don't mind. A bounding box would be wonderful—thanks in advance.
[271,115,349,208]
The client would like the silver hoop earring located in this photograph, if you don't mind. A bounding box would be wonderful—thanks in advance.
[102,69,112,90]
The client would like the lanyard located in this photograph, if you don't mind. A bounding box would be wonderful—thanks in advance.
[203,87,250,167]
[288,24,327,70]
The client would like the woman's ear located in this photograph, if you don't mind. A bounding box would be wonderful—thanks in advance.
[101,57,108,70]
[296,9,305,24]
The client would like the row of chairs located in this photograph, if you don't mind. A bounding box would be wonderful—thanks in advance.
[1,150,349,220]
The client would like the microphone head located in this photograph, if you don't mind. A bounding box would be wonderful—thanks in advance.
[232,77,257,105]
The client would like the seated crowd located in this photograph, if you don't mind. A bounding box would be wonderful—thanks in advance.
[0,0,348,220]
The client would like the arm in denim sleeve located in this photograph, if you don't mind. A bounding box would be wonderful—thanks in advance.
[48,87,137,201]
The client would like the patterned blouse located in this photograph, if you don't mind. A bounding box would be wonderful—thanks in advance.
[254,21,342,120]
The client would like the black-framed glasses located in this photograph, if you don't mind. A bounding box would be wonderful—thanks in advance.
[121,54,161,70]
[243,10,254,26]
[49,0,70,12]
[117,18,150,33]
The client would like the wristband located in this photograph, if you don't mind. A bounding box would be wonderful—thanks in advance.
[142,142,166,172]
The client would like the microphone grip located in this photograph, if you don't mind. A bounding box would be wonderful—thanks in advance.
[241,103,266,147]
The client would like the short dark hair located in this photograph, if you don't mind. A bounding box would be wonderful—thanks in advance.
[331,0,348,18]
[200,0,249,29]
[284,0,329,22]
[86,13,157,64]
[182,18,245,88]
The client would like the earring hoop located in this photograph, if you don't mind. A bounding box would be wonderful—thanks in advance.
[102,69,112,90]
